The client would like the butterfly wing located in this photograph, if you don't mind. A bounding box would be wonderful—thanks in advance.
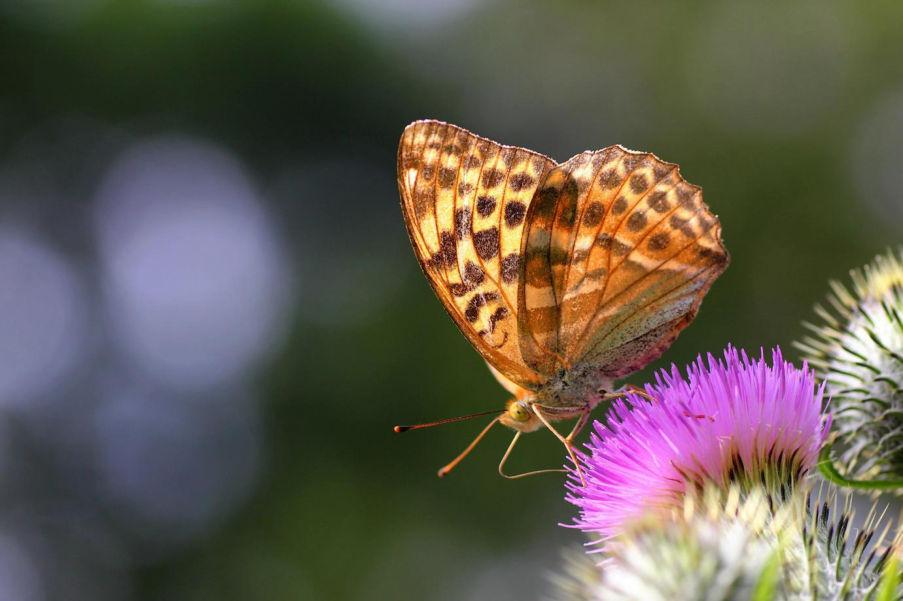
[397,120,557,389]
[521,145,728,378]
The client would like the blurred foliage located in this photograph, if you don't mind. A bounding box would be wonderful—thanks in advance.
[0,1,902,600]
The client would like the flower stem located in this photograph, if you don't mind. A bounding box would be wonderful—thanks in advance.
[817,444,903,490]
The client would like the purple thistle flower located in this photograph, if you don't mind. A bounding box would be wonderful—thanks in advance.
[567,345,830,542]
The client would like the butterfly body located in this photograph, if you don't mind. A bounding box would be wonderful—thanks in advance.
[396,120,728,473]
[496,367,612,432]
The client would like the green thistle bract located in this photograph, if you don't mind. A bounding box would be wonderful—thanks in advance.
[552,487,791,601]
[550,486,903,601]
[546,548,602,601]
[796,248,903,483]
[799,489,902,600]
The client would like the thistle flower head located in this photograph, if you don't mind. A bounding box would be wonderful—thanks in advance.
[796,248,903,481]
[567,346,829,541]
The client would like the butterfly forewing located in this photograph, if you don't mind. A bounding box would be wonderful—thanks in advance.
[398,120,556,388]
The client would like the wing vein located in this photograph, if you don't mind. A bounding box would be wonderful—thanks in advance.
[429,124,456,289]
[405,121,439,275]
[449,128,467,286]
[563,153,607,297]
[569,166,684,349]
[469,145,520,321]
[582,263,720,365]
[583,153,633,305]
[599,157,659,303]
[605,166,679,276]
[572,216,718,359]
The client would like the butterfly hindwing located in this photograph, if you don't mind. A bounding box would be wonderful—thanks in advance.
[397,120,556,388]
[522,145,729,378]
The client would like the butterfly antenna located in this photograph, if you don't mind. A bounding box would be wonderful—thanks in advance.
[436,416,501,478]
[393,409,504,433]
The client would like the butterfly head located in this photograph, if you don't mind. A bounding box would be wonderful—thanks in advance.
[499,399,543,433]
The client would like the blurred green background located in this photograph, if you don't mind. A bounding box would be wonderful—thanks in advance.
[0,1,901,600]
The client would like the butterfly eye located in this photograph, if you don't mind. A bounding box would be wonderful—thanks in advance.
[507,403,531,422]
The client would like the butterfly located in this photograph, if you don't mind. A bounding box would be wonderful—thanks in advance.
[395,120,729,480]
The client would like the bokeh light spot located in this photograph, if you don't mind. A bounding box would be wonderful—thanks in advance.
[94,136,290,391]
[0,532,45,601]
[0,227,86,405]
[93,381,262,548]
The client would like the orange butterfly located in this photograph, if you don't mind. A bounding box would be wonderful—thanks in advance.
[395,120,729,481]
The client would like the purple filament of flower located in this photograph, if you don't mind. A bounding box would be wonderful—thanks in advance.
[566,345,830,541]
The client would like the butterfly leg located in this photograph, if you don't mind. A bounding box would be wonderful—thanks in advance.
[626,385,655,402]
[601,385,655,403]
[497,431,566,480]
[532,404,586,487]
[565,408,591,444]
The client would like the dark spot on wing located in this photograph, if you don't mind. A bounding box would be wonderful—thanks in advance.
[476,195,496,217]
[649,191,670,213]
[488,306,509,332]
[448,282,471,297]
[438,167,456,189]
[670,215,696,237]
[582,202,605,227]
[501,253,520,283]
[504,202,527,227]
[648,232,670,251]
[509,173,535,192]
[429,231,457,268]
[464,291,499,322]
[598,169,620,190]
[612,239,632,256]
[474,227,500,260]
[464,260,484,284]
[482,168,505,188]
[629,174,648,194]
[627,211,647,232]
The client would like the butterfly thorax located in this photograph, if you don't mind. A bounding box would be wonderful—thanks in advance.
[535,365,613,411]
[498,368,612,433]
